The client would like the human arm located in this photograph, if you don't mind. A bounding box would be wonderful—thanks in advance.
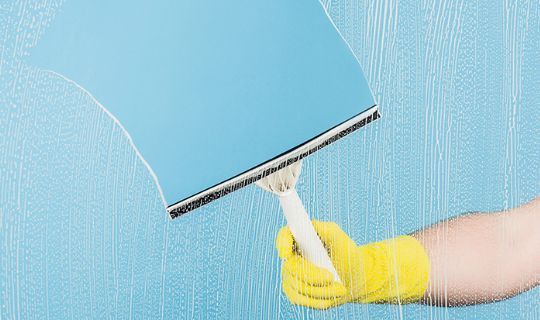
[276,197,540,308]
[414,196,540,306]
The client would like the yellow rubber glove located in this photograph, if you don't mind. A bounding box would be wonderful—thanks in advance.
[276,221,430,309]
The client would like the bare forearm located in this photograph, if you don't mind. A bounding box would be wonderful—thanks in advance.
[412,197,540,306]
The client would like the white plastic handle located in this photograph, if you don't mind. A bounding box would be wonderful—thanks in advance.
[279,189,341,283]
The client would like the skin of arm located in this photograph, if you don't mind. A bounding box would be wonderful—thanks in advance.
[413,196,540,306]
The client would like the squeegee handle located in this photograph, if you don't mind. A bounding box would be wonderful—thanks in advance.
[279,190,341,283]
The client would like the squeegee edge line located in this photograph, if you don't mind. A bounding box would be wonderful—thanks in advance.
[168,105,380,218]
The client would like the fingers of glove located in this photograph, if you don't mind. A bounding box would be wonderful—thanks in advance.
[276,222,355,261]
[276,226,295,260]
[312,220,357,254]
[282,270,347,299]
[283,255,334,286]
[282,282,343,310]
[311,220,348,244]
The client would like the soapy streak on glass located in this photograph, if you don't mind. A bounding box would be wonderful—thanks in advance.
[1,0,540,319]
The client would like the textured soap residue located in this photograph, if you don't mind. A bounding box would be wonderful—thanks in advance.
[1,0,540,319]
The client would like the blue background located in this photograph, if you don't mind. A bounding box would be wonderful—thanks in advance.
[1,0,539,319]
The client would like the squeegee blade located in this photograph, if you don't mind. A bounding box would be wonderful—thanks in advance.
[167,106,380,219]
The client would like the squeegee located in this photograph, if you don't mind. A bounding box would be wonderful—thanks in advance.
[29,1,378,279]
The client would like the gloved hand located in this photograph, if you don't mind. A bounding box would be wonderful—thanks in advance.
[276,220,430,309]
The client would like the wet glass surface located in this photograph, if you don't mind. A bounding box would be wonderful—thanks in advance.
[1,1,539,318]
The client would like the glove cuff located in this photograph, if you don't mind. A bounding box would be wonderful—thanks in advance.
[355,235,430,304]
